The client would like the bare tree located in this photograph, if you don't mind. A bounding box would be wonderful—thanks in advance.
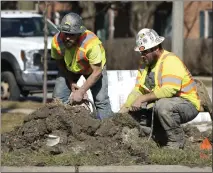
[42,1,49,104]
[184,2,201,38]
[130,1,162,37]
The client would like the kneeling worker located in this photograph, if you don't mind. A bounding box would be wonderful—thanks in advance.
[119,28,201,149]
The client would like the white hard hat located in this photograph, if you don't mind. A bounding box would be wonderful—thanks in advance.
[134,28,165,52]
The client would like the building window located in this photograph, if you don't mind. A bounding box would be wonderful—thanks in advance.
[200,10,212,38]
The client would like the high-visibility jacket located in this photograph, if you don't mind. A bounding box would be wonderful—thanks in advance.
[132,50,201,111]
[51,30,106,75]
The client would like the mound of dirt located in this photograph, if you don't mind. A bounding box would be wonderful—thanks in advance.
[1,102,155,164]
[1,102,212,165]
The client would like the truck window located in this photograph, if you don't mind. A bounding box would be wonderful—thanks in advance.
[1,17,58,37]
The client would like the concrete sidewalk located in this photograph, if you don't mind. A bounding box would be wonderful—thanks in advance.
[1,165,212,172]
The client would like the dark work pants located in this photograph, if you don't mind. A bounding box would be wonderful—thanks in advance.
[131,97,199,147]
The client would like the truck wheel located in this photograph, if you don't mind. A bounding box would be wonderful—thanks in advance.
[1,71,21,101]
[21,91,29,97]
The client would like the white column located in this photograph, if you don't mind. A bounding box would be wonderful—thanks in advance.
[172,1,184,60]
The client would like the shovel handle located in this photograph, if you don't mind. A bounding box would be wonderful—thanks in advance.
[82,99,98,119]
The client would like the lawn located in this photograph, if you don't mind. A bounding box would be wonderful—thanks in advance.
[1,101,43,133]
[1,100,43,109]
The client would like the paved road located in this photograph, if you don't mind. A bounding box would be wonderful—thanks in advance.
[1,165,212,172]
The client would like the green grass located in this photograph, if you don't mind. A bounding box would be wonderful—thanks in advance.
[1,112,27,133]
[1,144,212,166]
[1,100,43,133]
[1,100,43,109]
[149,147,212,167]
[1,151,118,166]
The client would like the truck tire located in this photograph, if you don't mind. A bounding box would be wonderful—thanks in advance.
[21,91,29,97]
[1,71,21,101]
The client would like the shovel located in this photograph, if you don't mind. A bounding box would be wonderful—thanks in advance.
[81,98,98,119]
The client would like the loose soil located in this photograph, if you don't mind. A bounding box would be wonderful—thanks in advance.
[1,102,212,166]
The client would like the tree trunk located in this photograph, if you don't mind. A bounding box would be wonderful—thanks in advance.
[43,1,48,104]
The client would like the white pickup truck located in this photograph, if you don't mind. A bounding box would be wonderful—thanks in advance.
[1,10,59,100]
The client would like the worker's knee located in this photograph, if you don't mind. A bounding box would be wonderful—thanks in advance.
[52,76,70,103]
[155,98,174,117]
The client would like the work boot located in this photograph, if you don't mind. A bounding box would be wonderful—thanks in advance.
[165,141,184,149]
[165,129,185,149]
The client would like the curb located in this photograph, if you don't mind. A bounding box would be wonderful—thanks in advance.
[1,165,212,172]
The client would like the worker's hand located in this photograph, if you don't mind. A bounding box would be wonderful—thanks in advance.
[71,83,80,91]
[71,89,85,103]
[118,105,129,113]
[129,97,143,112]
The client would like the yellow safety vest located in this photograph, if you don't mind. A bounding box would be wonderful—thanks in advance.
[135,50,201,111]
[52,30,105,75]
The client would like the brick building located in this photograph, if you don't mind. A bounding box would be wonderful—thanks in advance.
[153,1,212,39]
[184,1,212,38]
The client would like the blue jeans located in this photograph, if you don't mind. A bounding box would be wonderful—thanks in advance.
[52,67,113,120]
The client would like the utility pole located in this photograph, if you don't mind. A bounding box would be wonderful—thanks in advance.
[172,1,184,60]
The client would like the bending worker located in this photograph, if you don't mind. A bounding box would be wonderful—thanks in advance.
[51,12,113,120]
[119,28,200,149]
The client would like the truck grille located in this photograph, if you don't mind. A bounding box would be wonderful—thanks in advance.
[33,49,58,71]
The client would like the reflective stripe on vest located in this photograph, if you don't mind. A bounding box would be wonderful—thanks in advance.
[158,53,196,94]
[181,79,196,93]
[161,75,182,87]
[79,31,97,49]
[135,63,146,87]
[53,33,65,56]
[76,31,99,73]
[76,47,91,73]
[157,53,175,87]
[135,76,141,87]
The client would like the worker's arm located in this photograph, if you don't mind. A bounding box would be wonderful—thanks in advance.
[118,70,144,113]
[80,44,103,93]
[118,89,142,113]
[71,64,102,103]
[130,92,157,111]
[130,56,184,111]
[71,45,103,102]
[80,63,102,94]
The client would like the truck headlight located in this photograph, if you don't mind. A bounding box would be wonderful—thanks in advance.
[21,50,40,70]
